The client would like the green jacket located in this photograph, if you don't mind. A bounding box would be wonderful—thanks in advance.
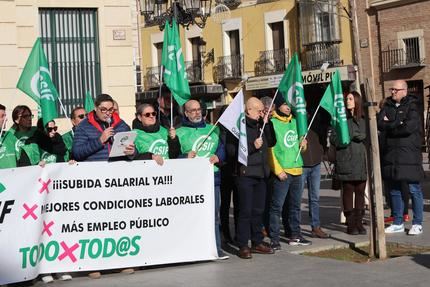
[62,130,74,161]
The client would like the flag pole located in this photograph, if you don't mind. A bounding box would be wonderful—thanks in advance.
[170,92,173,129]
[294,104,321,162]
[195,120,220,151]
[158,65,164,124]
[259,88,279,138]
[0,115,7,145]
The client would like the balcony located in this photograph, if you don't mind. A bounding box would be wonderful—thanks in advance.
[185,60,204,83]
[382,48,425,73]
[254,48,289,76]
[144,66,162,89]
[302,43,342,71]
[215,54,243,82]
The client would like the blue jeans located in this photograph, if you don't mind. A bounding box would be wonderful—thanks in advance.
[215,184,222,255]
[269,174,304,241]
[302,164,321,229]
[389,181,423,225]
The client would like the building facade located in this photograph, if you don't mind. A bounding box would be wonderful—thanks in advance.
[356,0,430,146]
[0,0,139,131]
[138,0,356,119]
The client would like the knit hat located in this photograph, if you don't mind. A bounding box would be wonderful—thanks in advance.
[274,95,288,109]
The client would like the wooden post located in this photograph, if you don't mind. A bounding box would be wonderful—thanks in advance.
[350,0,387,259]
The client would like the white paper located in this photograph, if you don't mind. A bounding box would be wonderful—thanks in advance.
[109,131,137,157]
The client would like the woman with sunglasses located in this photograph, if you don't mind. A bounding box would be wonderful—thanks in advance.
[133,103,179,165]
[4,105,40,167]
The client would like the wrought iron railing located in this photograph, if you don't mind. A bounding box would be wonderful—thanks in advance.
[215,54,243,82]
[185,60,204,83]
[382,48,425,73]
[144,66,162,89]
[302,43,342,70]
[254,48,289,76]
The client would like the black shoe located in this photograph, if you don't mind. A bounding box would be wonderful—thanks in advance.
[288,237,312,246]
[270,241,282,250]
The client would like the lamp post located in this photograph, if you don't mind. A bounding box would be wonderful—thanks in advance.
[140,0,213,30]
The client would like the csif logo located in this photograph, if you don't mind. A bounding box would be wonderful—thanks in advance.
[149,139,168,156]
[192,135,215,158]
[283,130,298,148]
[0,182,15,224]
[30,67,56,102]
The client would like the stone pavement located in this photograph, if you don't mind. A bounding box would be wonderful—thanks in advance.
[25,163,430,286]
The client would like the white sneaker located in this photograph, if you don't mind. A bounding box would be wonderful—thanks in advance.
[408,224,423,235]
[385,224,404,234]
[59,274,72,281]
[41,275,54,283]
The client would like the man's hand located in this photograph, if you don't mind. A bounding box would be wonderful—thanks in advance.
[152,154,164,166]
[100,127,114,144]
[38,160,46,168]
[209,155,219,164]
[254,137,263,149]
[277,171,288,181]
[383,116,389,121]
[168,128,176,139]
[188,150,197,158]
[68,160,77,165]
[300,138,307,149]
[124,143,135,156]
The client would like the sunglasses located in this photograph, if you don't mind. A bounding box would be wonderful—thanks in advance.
[142,112,157,118]
[390,88,406,93]
[76,114,86,119]
[47,126,58,132]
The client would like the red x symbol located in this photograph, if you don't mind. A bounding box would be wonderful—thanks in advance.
[58,241,79,263]
[42,220,54,237]
[22,203,38,220]
[38,178,52,194]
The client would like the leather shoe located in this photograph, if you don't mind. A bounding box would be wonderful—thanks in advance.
[251,243,274,254]
[311,227,330,239]
[238,246,252,259]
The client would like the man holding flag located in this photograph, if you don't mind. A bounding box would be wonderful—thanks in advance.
[172,99,228,260]
[225,97,276,259]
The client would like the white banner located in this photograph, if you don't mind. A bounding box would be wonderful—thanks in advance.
[0,159,216,284]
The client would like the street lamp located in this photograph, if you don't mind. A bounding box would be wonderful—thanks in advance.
[140,0,213,30]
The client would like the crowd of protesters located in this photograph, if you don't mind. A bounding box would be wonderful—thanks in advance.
[0,79,425,283]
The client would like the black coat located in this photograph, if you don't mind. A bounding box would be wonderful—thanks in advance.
[377,95,424,181]
[226,117,276,178]
[331,116,367,181]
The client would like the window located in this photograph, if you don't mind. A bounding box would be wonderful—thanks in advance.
[39,9,101,116]
[404,37,421,63]
[271,22,285,51]
[154,42,163,66]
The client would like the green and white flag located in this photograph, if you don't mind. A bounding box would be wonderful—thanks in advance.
[84,90,95,112]
[161,19,191,106]
[278,52,308,137]
[16,38,59,126]
[218,89,248,166]
[320,70,350,145]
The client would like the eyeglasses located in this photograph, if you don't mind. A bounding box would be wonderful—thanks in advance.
[98,107,115,114]
[47,126,58,132]
[390,88,406,93]
[142,112,157,118]
[76,114,86,119]
[20,114,33,119]
[187,108,202,114]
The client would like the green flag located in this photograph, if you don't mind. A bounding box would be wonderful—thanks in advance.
[278,52,308,137]
[16,38,59,126]
[84,91,95,112]
[161,19,191,106]
[320,70,350,145]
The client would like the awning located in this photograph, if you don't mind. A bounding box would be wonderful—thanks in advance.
[245,65,357,91]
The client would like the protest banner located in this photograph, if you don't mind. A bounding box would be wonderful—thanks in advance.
[0,159,216,284]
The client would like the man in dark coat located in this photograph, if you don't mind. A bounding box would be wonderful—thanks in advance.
[377,80,424,236]
[226,97,277,259]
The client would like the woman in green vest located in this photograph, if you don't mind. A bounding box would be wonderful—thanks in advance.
[6,105,41,166]
[134,103,179,164]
